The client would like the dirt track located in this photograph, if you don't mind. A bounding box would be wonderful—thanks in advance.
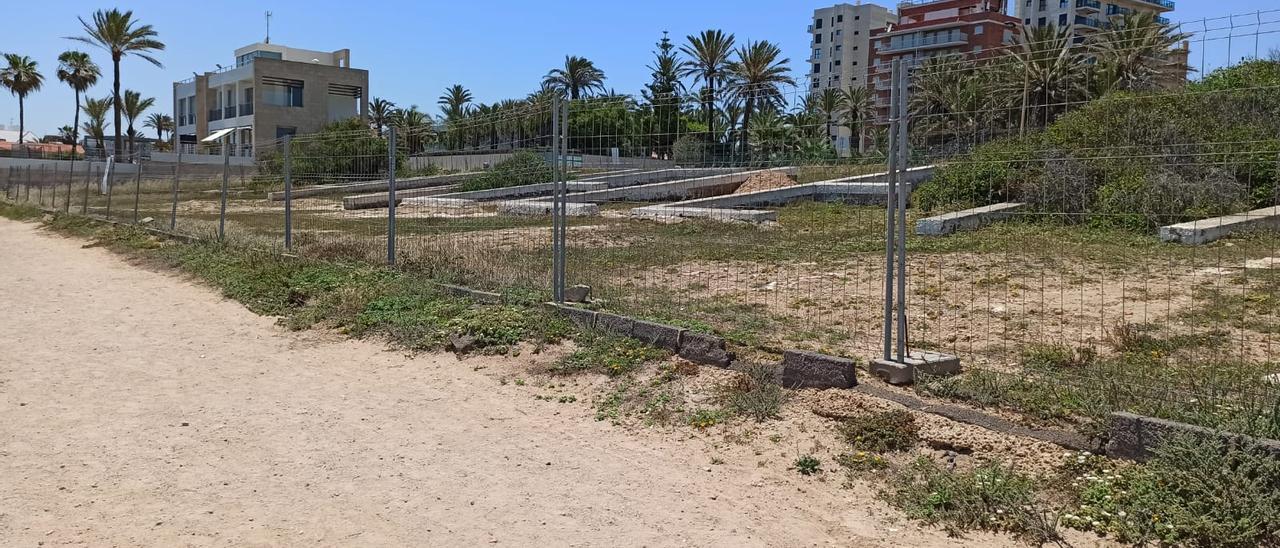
[0,218,1027,547]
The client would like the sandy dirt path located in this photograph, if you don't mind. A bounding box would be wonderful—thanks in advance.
[0,218,1021,547]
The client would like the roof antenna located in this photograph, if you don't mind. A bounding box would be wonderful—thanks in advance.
[265,11,272,44]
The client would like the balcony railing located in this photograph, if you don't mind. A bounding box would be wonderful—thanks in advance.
[224,105,237,119]
[879,32,968,53]
[1076,0,1101,11]
[1074,16,1110,30]
[1135,0,1174,9]
[208,108,222,122]
[239,102,254,116]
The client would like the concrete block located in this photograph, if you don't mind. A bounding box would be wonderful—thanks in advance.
[631,320,684,352]
[273,173,471,201]
[564,284,591,303]
[1106,412,1280,462]
[916,202,1026,236]
[678,331,734,367]
[496,201,600,216]
[437,283,501,303]
[595,312,635,336]
[543,303,597,330]
[1159,206,1280,245]
[780,350,858,389]
[869,351,961,385]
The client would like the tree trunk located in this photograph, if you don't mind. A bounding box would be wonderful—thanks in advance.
[705,79,716,141]
[741,96,755,163]
[112,55,123,160]
[17,96,24,149]
[73,90,82,155]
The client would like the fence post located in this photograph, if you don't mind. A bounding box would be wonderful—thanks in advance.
[551,96,563,303]
[283,135,293,251]
[894,61,912,362]
[133,156,143,223]
[66,156,75,213]
[105,160,114,218]
[219,138,229,241]
[82,160,92,214]
[37,166,44,206]
[557,99,569,301]
[386,128,397,265]
[882,59,902,362]
[170,147,181,230]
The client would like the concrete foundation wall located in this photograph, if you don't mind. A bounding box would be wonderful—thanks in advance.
[272,172,475,202]
[1159,206,1280,245]
[916,202,1027,236]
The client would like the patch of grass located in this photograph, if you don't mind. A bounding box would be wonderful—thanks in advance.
[1022,344,1096,371]
[835,451,890,479]
[886,458,1062,546]
[792,455,823,476]
[838,410,921,453]
[688,407,725,429]
[553,331,669,376]
[1059,436,1280,548]
[718,362,786,422]
[0,201,44,220]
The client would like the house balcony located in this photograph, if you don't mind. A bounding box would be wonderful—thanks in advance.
[238,102,254,116]
[1074,16,1110,31]
[224,105,237,119]
[1076,0,1101,13]
[878,32,968,54]
[1134,0,1174,10]
[208,108,223,122]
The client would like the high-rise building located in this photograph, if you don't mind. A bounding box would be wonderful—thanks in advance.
[1015,0,1173,39]
[867,0,1020,121]
[807,3,895,154]
[173,42,369,157]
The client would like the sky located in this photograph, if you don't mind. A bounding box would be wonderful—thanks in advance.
[2,0,1279,138]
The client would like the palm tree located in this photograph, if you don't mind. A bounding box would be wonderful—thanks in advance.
[0,54,44,146]
[122,90,155,156]
[68,8,165,159]
[998,24,1086,134]
[81,96,112,158]
[438,84,472,149]
[391,105,432,154]
[143,112,173,149]
[680,30,736,139]
[815,87,843,147]
[643,32,687,156]
[1089,12,1192,93]
[542,55,606,100]
[727,40,794,156]
[368,97,395,136]
[56,50,101,153]
[838,85,874,154]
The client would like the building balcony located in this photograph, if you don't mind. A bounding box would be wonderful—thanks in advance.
[239,102,254,116]
[1076,0,1101,12]
[224,105,237,119]
[879,32,968,53]
[1074,16,1111,31]
[1134,0,1174,10]
[208,108,223,122]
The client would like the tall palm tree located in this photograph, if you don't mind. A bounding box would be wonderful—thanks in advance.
[838,85,874,154]
[542,55,606,100]
[68,8,164,159]
[0,54,44,146]
[81,96,112,158]
[727,40,794,156]
[999,24,1086,134]
[143,112,173,148]
[56,50,101,153]
[680,29,736,139]
[1089,12,1192,93]
[56,125,78,145]
[437,84,472,149]
[815,87,842,147]
[121,89,155,156]
[368,96,395,136]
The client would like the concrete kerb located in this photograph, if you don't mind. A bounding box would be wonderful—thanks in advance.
[780,350,858,389]
[1159,206,1280,245]
[916,202,1027,236]
[1106,411,1280,462]
[269,173,474,202]
[629,165,936,224]
[498,167,794,217]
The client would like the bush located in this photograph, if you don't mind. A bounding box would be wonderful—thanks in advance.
[887,458,1062,546]
[1061,436,1280,547]
[838,409,920,453]
[718,362,786,422]
[456,151,553,192]
[256,118,395,186]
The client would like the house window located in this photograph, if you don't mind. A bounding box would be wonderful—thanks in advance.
[837,15,843,23]
[275,126,297,139]
[813,63,821,73]
[236,50,282,67]
[815,34,823,44]
[974,25,984,35]
[834,60,842,66]
[1059,13,1068,25]
[815,18,823,29]
[1038,17,1047,26]
[1060,0,1068,7]
[1038,0,1046,10]
[262,78,304,107]
[814,48,821,59]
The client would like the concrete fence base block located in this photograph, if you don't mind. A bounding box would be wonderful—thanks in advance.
[542,303,597,330]
[915,202,1026,236]
[631,320,684,352]
[1106,412,1280,462]
[594,312,635,336]
[438,283,501,304]
[780,350,858,389]
[1159,206,1280,245]
[869,351,961,385]
[678,331,734,367]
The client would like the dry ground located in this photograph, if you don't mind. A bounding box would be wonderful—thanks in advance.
[0,218,1066,547]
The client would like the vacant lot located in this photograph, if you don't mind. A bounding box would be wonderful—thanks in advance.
[0,218,1042,547]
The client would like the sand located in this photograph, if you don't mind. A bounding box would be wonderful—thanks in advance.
[734,172,800,195]
[0,218,1041,547]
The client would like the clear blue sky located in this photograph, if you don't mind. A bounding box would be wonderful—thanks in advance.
[3,0,1278,137]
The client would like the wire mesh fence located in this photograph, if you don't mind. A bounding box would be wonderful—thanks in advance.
[5,9,1280,439]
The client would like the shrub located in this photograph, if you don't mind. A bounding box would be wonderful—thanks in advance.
[793,455,823,476]
[256,118,395,186]
[886,458,1062,546]
[553,331,668,376]
[837,409,920,453]
[718,362,787,422]
[456,151,553,192]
